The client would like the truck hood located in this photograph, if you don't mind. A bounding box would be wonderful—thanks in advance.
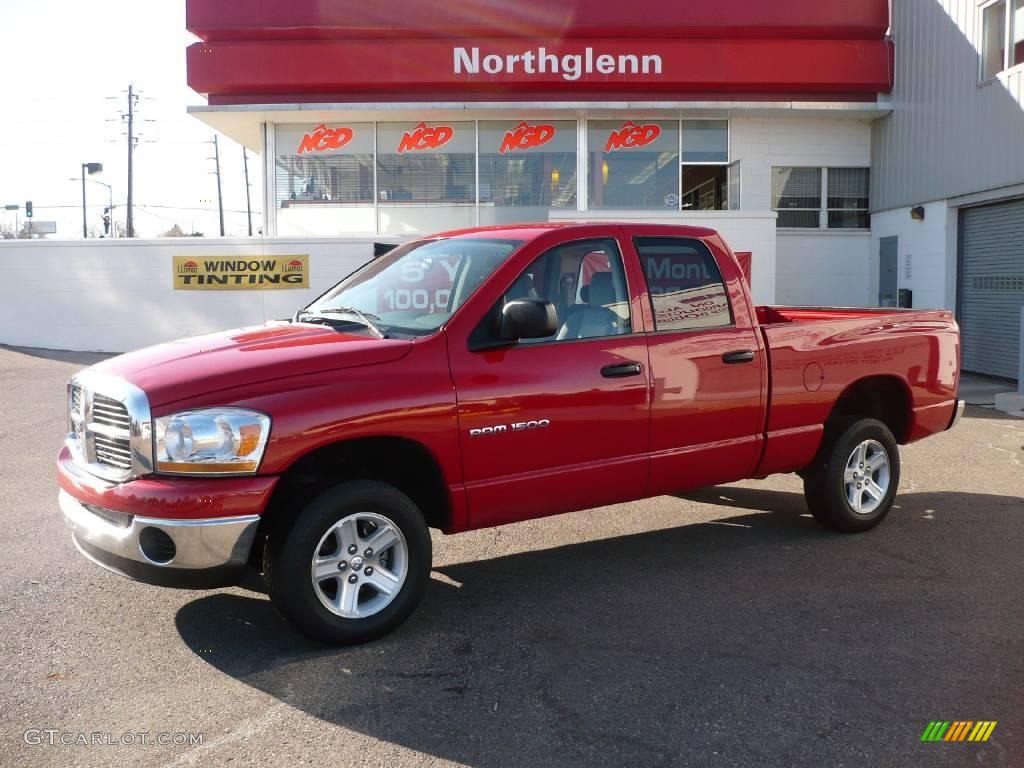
[91,322,413,408]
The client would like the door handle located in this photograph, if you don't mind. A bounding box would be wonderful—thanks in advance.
[601,361,643,378]
[722,350,755,364]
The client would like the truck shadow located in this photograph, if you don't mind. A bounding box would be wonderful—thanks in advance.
[175,490,1023,767]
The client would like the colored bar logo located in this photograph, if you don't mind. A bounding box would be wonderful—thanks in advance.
[921,721,997,742]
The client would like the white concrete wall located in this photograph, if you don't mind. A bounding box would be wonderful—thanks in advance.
[731,116,874,307]
[277,206,377,236]
[550,209,778,304]
[870,202,957,310]
[0,238,385,353]
[730,116,873,211]
[774,232,873,306]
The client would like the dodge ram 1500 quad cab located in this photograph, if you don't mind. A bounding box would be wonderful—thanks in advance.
[58,223,963,644]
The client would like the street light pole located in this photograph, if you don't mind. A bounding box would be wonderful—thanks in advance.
[81,167,88,238]
[79,162,103,238]
[71,177,115,238]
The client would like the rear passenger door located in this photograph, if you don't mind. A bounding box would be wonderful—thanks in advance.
[631,235,766,495]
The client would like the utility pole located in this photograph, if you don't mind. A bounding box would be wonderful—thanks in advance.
[242,147,253,236]
[209,135,225,237]
[126,84,138,238]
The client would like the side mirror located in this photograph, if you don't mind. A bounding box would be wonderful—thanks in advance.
[499,299,557,341]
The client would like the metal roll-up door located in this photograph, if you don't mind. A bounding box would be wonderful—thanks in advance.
[958,200,1024,380]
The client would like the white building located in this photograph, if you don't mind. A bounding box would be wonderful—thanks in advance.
[185,0,1023,379]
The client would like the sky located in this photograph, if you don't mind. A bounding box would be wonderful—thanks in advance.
[0,0,261,238]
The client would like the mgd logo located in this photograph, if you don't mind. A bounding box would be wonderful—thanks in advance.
[297,124,354,155]
[499,122,556,154]
[604,121,662,152]
[398,123,454,154]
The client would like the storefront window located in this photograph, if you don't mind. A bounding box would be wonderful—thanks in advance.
[478,120,577,225]
[274,123,375,235]
[681,120,728,163]
[772,167,822,228]
[588,120,680,210]
[680,120,731,211]
[827,167,870,229]
[376,121,475,234]
[272,116,739,235]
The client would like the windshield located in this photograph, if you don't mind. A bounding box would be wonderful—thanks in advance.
[303,236,523,336]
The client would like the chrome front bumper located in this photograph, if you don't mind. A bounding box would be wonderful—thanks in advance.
[59,490,260,588]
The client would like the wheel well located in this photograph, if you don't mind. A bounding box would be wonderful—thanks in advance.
[250,437,451,569]
[826,376,911,443]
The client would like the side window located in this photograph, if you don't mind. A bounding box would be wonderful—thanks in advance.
[497,238,632,344]
[636,236,732,332]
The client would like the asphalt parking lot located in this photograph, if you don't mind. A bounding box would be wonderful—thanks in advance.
[1,344,1022,768]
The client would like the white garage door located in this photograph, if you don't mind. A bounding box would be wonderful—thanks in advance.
[958,200,1024,380]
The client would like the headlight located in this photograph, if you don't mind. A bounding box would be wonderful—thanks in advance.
[154,408,270,474]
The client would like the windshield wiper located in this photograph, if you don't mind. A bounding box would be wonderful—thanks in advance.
[296,307,387,338]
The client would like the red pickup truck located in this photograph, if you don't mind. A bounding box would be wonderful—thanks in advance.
[58,223,962,644]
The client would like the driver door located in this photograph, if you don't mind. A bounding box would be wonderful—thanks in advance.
[448,236,650,530]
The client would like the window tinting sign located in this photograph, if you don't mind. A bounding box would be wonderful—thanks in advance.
[173,255,309,290]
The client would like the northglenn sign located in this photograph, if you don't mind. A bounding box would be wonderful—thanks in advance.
[454,46,663,81]
[188,37,894,102]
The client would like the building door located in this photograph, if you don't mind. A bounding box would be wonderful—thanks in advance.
[879,236,898,307]
[958,200,1024,380]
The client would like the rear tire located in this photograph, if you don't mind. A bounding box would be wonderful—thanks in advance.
[266,480,431,644]
[803,418,900,533]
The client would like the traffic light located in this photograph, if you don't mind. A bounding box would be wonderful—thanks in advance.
[25,201,32,218]
[102,208,111,235]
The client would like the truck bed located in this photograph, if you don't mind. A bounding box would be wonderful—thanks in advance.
[752,304,960,477]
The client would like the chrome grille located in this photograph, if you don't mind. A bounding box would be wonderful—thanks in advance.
[66,372,153,482]
[93,433,132,470]
[92,394,131,430]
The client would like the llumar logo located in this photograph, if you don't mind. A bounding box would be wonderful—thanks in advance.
[921,721,997,742]
[179,260,199,273]
[297,124,354,155]
[604,121,661,152]
[397,123,454,154]
[499,122,556,154]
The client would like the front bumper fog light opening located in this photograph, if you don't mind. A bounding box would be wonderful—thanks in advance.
[139,526,176,564]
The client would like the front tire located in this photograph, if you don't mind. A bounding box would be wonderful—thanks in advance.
[803,418,900,533]
[266,480,431,644]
